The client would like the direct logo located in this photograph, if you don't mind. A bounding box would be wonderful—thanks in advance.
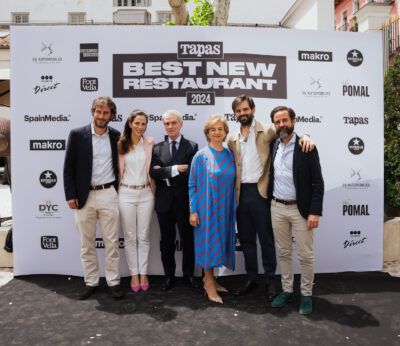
[347,49,363,67]
[80,77,98,92]
[32,42,63,64]
[41,236,59,250]
[302,77,331,98]
[348,137,364,155]
[96,238,124,249]
[80,43,99,62]
[24,114,71,123]
[342,201,370,216]
[343,230,366,249]
[30,140,65,151]
[40,170,57,188]
[343,116,369,126]
[37,200,60,219]
[34,75,60,95]
[342,82,370,97]
[296,115,322,124]
[148,113,197,123]
[342,169,371,189]
[298,50,333,62]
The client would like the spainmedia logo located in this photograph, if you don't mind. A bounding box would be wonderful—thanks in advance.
[298,51,332,62]
[347,49,363,67]
[348,137,364,155]
[148,113,196,123]
[39,170,57,188]
[37,200,60,219]
[81,77,98,92]
[296,115,322,124]
[32,42,63,64]
[30,140,65,150]
[24,114,70,123]
[80,43,99,62]
[41,236,59,250]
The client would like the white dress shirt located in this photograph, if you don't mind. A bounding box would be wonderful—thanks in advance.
[240,120,263,183]
[122,137,147,185]
[90,123,115,186]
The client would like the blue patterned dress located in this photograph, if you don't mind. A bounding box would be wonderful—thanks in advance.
[188,146,236,271]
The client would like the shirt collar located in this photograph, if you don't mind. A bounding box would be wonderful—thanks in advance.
[279,132,296,146]
[91,122,109,137]
[168,135,181,144]
[239,120,255,141]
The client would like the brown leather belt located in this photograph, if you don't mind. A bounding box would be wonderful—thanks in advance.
[120,182,150,190]
[272,196,297,205]
[90,182,114,190]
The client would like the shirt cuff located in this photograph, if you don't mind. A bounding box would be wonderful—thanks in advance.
[171,165,179,177]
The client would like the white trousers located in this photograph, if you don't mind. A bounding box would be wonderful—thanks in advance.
[119,186,154,276]
[75,187,120,287]
[271,200,314,296]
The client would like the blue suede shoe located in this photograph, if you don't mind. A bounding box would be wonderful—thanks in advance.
[299,295,312,314]
[271,291,293,308]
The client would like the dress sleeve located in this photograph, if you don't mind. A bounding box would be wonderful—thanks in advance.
[188,152,200,213]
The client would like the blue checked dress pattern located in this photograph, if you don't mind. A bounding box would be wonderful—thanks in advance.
[189,146,236,271]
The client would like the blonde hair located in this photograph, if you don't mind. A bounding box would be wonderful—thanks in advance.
[203,114,229,142]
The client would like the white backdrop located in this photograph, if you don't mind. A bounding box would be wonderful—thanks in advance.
[10,25,383,277]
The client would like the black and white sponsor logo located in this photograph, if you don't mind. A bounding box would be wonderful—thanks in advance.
[342,169,370,189]
[24,114,71,123]
[148,112,197,123]
[347,49,363,67]
[80,43,99,62]
[41,236,59,250]
[343,116,369,126]
[39,170,57,188]
[111,114,123,122]
[296,115,323,124]
[342,200,370,216]
[34,75,60,94]
[37,200,60,219]
[30,140,65,151]
[348,137,364,155]
[224,113,238,122]
[96,238,125,249]
[302,77,331,98]
[344,230,366,249]
[80,77,98,92]
[298,50,333,62]
[32,42,63,64]
[113,42,287,100]
[342,82,370,97]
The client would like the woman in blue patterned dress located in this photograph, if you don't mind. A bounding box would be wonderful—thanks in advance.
[189,114,236,304]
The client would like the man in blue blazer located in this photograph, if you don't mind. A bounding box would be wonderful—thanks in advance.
[63,96,123,300]
[268,106,324,315]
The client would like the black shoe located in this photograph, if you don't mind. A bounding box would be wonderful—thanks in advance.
[186,276,201,289]
[265,283,277,301]
[110,284,124,299]
[161,277,174,291]
[78,286,96,300]
[234,281,257,296]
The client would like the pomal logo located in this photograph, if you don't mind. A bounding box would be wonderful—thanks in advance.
[80,43,99,62]
[342,200,370,216]
[34,75,60,95]
[32,42,63,64]
[348,137,364,155]
[347,49,363,67]
[342,82,370,97]
[298,50,332,62]
[81,77,98,92]
[40,170,57,188]
[343,230,367,249]
[30,140,65,151]
[37,200,60,219]
[41,236,59,250]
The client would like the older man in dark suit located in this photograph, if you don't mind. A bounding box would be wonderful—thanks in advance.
[150,110,199,291]
[63,96,123,300]
[268,106,324,315]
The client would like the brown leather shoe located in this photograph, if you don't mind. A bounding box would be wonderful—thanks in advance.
[110,284,124,299]
[78,286,96,300]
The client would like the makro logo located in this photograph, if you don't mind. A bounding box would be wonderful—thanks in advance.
[96,238,125,249]
[148,113,197,123]
[302,77,331,98]
[348,137,364,155]
[34,75,60,94]
[177,41,223,59]
[342,83,370,97]
[343,116,369,126]
[24,114,70,123]
[298,51,332,62]
[37,200,60,219]
[39,170,57,188]
[32,42,63,64]
[30,140,65,151]
[342,168,370,190]
[80,43,99,62]
[81,77,98,92]
[41,236,59,250]
[296,115,322,124]
[342,201,370,216]
[347,49,363,67]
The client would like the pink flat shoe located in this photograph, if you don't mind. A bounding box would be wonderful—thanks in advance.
[131,285,140,293]
[140,284,149,291]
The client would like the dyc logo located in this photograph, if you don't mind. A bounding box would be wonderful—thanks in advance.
[37,200,60,219]
[347,49,363,67]
[40,170,57,188]
[80,43,99,62]
[298,51,332,62]
[81,77,98,92]
[41,236,59,250]
[348,137,364,155]
[30,140,65,150]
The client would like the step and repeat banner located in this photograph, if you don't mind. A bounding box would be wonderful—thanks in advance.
[11,25,383,277]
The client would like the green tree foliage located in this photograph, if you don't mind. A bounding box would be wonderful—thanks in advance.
[167,0,214,26]
[384,53,400,207]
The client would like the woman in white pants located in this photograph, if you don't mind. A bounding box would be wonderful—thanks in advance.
[118,110,155,292]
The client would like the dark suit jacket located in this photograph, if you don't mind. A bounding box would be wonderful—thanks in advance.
[63,124,120,209]
[150,135,198,213]
[268,134,324,219]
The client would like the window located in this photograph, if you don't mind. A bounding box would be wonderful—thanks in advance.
[12,13,29,24]
[68,12,86,24]
[158,12,172,24]
[115,0,149,6]
[341,10,348,31]
[353,0,359,14]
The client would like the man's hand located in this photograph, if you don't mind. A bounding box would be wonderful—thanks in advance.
[178,164,189,173]
[189,212,199,227]
[67,199,79,209]
[299,135,315,153]
[153,165,161,169]
[307,215,319,231]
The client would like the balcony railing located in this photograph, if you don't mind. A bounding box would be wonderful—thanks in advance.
[383,17,400,73]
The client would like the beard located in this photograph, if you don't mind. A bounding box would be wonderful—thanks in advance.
[277,125,294,140]
[94,119,109,129]
[237,112,254,126]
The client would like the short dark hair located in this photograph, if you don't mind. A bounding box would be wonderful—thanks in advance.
[270,106,296,123]
[91,96,117,116]
[232,94,255,112]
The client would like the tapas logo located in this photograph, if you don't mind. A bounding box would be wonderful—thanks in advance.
[30,140,65,150]
[178,41,223,59]
[343,116,369,126]
[41,236,59,250]
[148,113,197,123]
[347,49,363,67]
[24,114,71,123]
[39,170,57,188]
[342,169,370,189]
[348,137,364,155]
[81,77,98,92]
[224,113,238,122]
[96,238,125,249]
[342,82,370,97]
[111,114,123,122]
[302,77,331,98]
[37,200,60,219]
[296,115,322,124]
[342,200,370,216]
[343,230,366,249]
[34,75,60,94]
[298,50,332,62]
[80,43,99,62]
[32,42,63,64]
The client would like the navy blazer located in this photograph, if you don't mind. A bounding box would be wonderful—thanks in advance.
[63,124,120,209]
[150,135,198,213]
[268,134,324,219]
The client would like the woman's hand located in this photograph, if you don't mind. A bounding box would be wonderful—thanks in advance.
[189,212,199,227]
